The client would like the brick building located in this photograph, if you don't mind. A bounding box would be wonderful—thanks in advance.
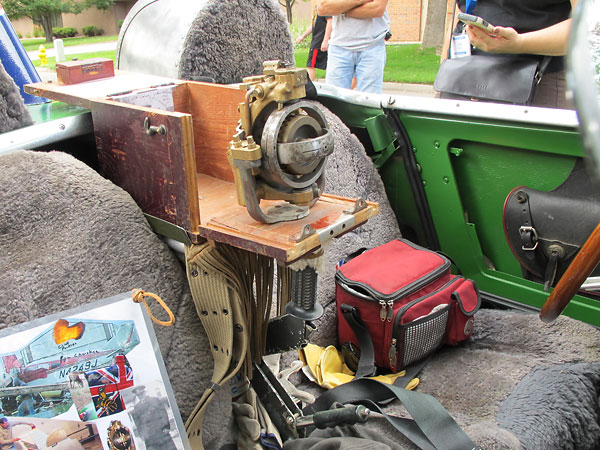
[387,0,427,43]
[300,0,452,44]
[5,0,135,38]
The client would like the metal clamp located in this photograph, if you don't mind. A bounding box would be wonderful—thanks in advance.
[344,197,368,215]
[292,213,357,244]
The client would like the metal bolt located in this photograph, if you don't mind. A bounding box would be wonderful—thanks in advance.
[434,141,440,149]
[443,176,449,184]
[232,135,242,148]
[422,180,427,186]
[59,123,65,130]
[517,194,526,203]
[235,324,243,332]
[191,268,199,277]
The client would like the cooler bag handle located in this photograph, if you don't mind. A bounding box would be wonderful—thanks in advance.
[340,303,428,385]
[340,304,377,378]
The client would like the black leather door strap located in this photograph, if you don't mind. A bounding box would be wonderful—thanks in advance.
[544,248,560,291]
[517,191,538,260]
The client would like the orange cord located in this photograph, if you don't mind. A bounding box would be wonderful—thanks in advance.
[131,289,175,326]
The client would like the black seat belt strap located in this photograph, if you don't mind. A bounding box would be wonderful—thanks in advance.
[340,304,376,378]
[306,378,479,450]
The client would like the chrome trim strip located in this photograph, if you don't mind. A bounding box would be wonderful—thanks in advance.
[0,112,93,155]
[315,82,580,129]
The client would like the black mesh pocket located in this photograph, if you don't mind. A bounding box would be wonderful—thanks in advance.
[396,305,449,368]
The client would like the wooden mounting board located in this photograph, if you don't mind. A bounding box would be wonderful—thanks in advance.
[195,174,379,262]
[25,73,380,263]
[25,71,183,108]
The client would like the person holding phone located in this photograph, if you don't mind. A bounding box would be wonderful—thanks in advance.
[449,0,576,108]
[317,0,389,94]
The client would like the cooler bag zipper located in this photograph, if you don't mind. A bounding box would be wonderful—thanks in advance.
[388,276,464,370]
[336,251,451,306]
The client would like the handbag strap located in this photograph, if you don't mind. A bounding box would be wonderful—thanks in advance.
[536,56,553,84]
[340,303,427,387]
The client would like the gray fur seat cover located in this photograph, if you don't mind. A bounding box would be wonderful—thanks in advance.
[0,63,32,133]
[3,108,600,450]
[0,150,230,449]
[118,0,294,85]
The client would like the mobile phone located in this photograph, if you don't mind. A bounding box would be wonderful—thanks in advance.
[457,13,494,33]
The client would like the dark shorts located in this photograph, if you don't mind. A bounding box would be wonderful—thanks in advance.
[307,48,327,70]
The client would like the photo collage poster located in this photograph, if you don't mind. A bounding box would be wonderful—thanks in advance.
[0,292,191,450]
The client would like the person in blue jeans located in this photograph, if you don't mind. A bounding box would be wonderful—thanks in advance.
[317,0,389,94]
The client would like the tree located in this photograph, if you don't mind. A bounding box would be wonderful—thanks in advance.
[3,0,116,42]
[421,0,449,54]
[279,0,295,23]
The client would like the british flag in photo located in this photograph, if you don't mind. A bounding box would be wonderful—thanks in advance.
[85,354,134,417]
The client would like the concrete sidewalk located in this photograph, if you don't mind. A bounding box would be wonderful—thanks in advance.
[36,67,434,97]
[27,41,117,61]
[383,82,435,97]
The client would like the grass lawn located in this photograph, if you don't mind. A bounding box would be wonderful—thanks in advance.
[28,37,440,85]
[20,35,119,52]
[294,44,439,84]
[32,50,116,70]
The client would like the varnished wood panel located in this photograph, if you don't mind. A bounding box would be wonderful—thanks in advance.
[25,72,182,109]
[186,82,245,182]
[195,174,379,262]
[173,83,191,114]
[91,99,199,233]
[25,75,379,261]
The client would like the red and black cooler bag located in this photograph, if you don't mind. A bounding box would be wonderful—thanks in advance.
[336,239,480,372]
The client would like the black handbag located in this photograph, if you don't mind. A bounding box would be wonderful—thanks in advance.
[434,54,552,105]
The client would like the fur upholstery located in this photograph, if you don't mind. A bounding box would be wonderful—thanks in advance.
[497,363,600,450]
[0,63,32,133]
[0,150,230,449]
[179,0,294,83]
[118,0,294,85]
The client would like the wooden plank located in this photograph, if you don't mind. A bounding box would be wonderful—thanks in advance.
[186,81,246,182]
[195,174,379,262]
[25,72,182,109]
[25,75,379,260]
[91,98,199,233]
[173,83,191,114]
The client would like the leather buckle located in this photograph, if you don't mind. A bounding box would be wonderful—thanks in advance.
[519,226,539,251]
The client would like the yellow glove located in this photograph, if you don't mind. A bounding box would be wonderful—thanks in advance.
[299,343,420,390]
